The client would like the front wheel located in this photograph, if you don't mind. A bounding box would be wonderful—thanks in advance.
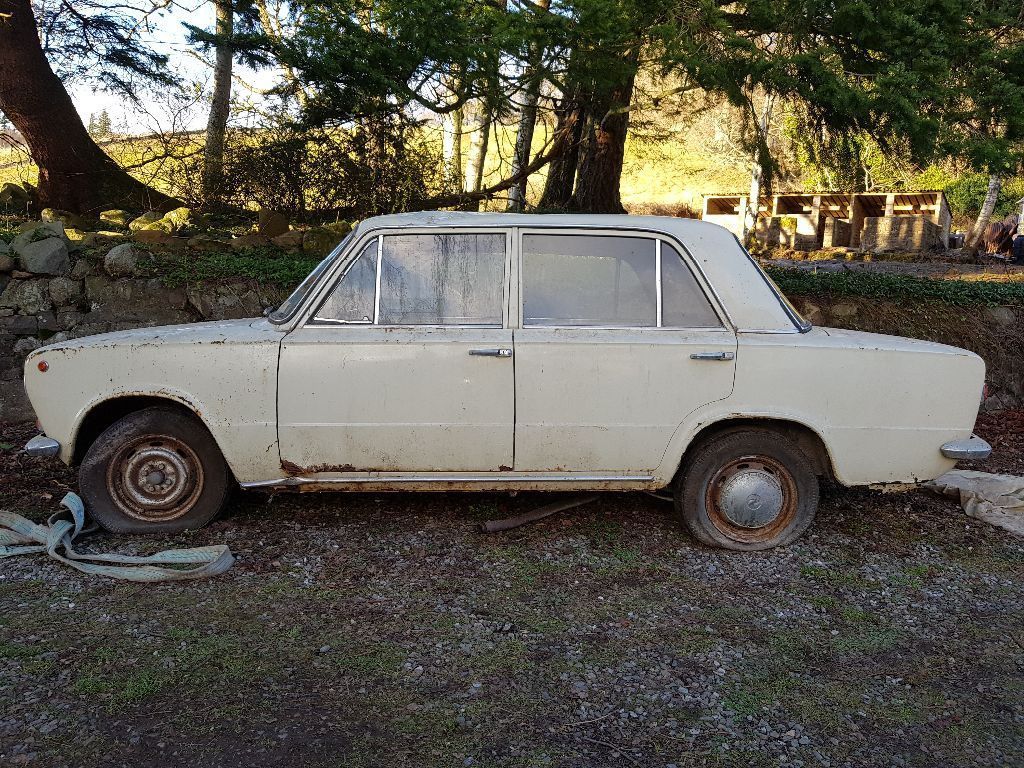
[79,406,232,534]
[674,429,819,551]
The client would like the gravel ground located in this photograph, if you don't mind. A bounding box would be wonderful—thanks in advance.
[1,420,1022,768]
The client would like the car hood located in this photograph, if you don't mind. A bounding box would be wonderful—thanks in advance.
[30,318,282,357]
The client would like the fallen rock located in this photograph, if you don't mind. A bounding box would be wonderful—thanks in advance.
[258,210,290,238]
[99,209,132,228]
[49,276,84,308]
[984,306,1016,327]
[0,239,9,255]
[128,210,164,231]
[231,233,271,250]
[41,208,97,231]
[303,225,350,257]
[272,230,304,250]
[187,234,230,252]
[132,230,186,249]
[0,254,13,273]
[162,206,205,232]
[18,237,71,275]
[70,259,93,279]
[0,279,52,314]
[11,221,68,253]
[104,242,143,277]
[0,182,32,206]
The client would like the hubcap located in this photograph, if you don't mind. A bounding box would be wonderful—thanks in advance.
[705,455,797,544]
[106,436,204,522]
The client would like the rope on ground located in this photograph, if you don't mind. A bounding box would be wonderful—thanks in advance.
[0,492,234,581]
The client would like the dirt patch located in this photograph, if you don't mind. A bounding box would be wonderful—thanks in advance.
[1,419,1022,767]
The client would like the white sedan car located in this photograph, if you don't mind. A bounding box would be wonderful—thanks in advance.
[22,213,990,550]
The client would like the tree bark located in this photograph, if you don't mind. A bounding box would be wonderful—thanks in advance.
[967,174,1001,248]
[742,93,773,244]
[0,0,172,213]
[463,100,491,195]
[506,0,550,212]
[538,97,584,209]
[441,106,465,191]
[570,65,637,214]
[202,0,234,204]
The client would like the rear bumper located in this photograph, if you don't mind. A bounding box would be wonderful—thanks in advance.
[24,435,61,458]
[940,434,992,460]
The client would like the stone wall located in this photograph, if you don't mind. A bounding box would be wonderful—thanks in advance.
[822,218,851,248]
[0,247,289,422]
[861,216,944,253]
[756,215,819,251]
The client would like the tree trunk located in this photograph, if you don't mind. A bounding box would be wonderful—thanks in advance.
[506,0,550,212]
[570,65,637,214]
[0,0,172,213]
[967,174,1001,249]
[441,106,464,191]
[463,100,491,195]
[202,0,234,205]
[742,93,773,244]
[538,97,584,209]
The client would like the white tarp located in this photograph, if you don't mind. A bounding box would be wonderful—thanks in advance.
[924,470,1024,537]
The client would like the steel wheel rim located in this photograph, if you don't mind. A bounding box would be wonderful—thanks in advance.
[106,434,204,522]
[704,454,797,544]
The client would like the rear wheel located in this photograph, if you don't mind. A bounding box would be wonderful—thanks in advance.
[674,429,818,551]
[79,406,232,534]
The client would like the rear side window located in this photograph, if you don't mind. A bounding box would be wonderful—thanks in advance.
[522,234,657,326]
[660,243,721,327]
[521,234,720,328]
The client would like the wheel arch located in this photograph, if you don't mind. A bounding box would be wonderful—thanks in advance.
[676,416,836,483]
[72,394,214,465]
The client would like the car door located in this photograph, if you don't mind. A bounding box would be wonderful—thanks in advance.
[512,229,736,473]
[277,229,515,473]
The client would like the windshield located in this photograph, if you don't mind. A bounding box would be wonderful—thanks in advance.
[268,232,354,324]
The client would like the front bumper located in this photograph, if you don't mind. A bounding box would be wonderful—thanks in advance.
[24,435,61,458]
[940,434,992,460]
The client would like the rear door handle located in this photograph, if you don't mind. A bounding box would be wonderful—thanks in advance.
[469,348,513,358]
[690,351,735,361]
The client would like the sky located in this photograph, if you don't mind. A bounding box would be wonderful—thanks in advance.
[66,2,270,134]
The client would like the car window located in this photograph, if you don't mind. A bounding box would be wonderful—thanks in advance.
[313,240,378,323]
[522,234,657,327]
[378,233,505,326]
[269,232,353,323]
[660,242,721,327]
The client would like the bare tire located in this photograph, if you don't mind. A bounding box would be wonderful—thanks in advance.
[674,429,818,551]
[79,406,232,534]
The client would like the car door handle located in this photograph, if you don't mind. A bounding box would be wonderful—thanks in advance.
[469,348,513,358]
[690,351,735,361]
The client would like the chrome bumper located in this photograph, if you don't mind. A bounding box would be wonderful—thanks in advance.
[24,435,61,458]
[941,435,992,460]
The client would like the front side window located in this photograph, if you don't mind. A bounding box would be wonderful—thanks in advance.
[313,239,378,323]
[379,233,505,326]
[310,232,506,326]
[523,234,657,326]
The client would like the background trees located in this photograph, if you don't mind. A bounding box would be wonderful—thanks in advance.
[0,0,1021,222]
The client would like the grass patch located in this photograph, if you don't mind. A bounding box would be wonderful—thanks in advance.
[152,247,320,288]
[768,266,1024,306]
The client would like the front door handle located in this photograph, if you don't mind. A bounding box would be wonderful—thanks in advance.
[469,348,513,358]
[690,351,735,361]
